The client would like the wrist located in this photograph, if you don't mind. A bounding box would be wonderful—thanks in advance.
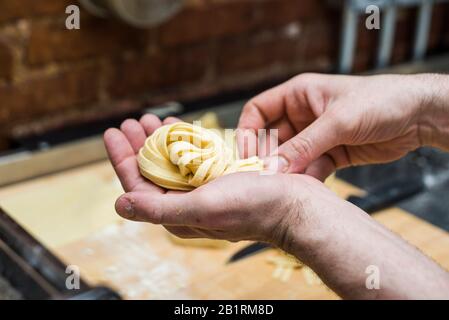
[273,176,343,259]
[415,74,449,149]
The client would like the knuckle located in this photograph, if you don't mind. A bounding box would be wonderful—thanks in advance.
[141,197,164,224]
[241,98,257,116]
[331,110,351,135]
[294,72,320,84]
[192,189,209,207]
[288,136,315,162]
[240,100,260,125]
[192,188,218,211]
[326,103,352,133]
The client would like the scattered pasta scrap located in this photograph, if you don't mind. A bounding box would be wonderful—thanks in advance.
[266,250,324,286]
[197,112,221,130]
[267,251,302,282]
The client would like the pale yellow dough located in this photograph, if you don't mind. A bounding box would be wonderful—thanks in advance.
[138,121,263,191]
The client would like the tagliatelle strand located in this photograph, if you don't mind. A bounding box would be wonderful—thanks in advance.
[137,122,263,191]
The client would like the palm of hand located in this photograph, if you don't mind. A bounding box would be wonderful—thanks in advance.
[103,114,291,243]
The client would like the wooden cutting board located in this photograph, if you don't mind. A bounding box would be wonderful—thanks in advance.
[1,161,449,299]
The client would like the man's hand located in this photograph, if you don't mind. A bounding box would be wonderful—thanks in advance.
[238,73,445,180]
[103,114,321,246]
[104,113,449,299]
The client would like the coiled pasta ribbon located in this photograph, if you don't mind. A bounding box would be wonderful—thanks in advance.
[138,122,263,191]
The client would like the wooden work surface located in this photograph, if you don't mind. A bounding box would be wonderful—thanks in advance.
[1,160,449,299]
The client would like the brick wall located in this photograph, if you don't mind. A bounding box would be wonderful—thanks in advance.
[0,0,448,150]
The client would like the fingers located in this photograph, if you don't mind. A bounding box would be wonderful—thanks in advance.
[139,114,162,136]
[105,115,183,193]
[139,114,181,136]
[238,82,291,131]
[267,117,297,144]
[257,128,279,158]
[120,119,147,153]
[304,154,336,182]
[105,116,166,193]
[268,111,344,173]
[163,116,181,125]
[237,82,293,158]
[105,114,185,186]
[104,128,147,192]
[301,145,354,181]
[236,128,258,158]
[120,114,181,152]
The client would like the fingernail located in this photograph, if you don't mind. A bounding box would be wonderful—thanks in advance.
[116,196,135,219]
[263,155,289,173]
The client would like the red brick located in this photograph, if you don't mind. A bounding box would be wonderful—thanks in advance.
[357,19,380,51]
[428,2,449,51]
[9,99,145,140]
[353,50,374,73]
[258,0,325,27]
[0,0,71,22]
[0,38,13,80]
[218,34,299,75]
[217,21,339,77]
[159,0,324,47]
[391,42,413,65]
[0,138,10,150]
[0,64,100,125]
[27,17,149,65]
[159,1,259,47]
[108,45,210,98]
[352,6,418,70]
[301,19,339,60]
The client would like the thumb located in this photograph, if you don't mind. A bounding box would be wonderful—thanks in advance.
[265,112,343,173]
[115,191,200,226]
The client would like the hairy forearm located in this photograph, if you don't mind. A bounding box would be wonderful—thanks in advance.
[417,74,449,151]
[284,196,449,299]
[293,74,449,299]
